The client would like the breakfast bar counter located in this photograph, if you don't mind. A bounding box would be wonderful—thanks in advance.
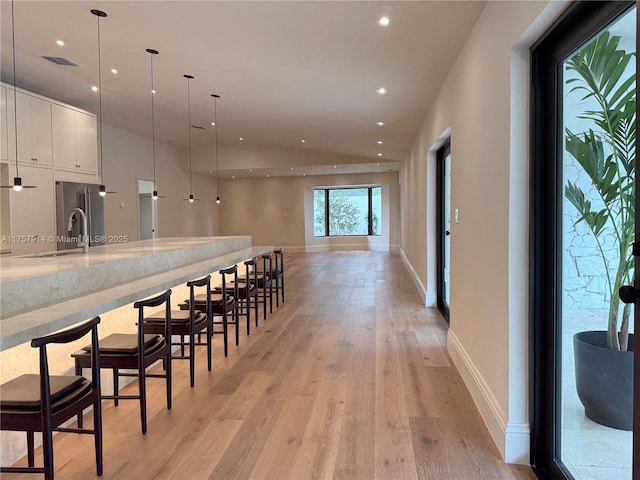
[0,237,272,351]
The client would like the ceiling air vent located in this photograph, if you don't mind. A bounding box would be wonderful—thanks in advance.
[42,56,79,67]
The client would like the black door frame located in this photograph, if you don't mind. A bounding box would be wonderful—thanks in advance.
[530,1,636,478]
[436,139,451,323]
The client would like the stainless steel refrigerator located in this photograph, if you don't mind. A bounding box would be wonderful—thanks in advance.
[55,181,105,250]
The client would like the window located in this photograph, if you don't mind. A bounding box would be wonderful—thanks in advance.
[313,187,381,236]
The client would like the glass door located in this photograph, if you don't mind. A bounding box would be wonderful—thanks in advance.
[532,2,636,479]
[436,140,451,322]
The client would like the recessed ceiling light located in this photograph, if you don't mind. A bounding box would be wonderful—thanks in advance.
[290,167,294,171]
[378,16,391,26]
[232,175,236,179]
[377,87,387,95]
[376,163,380,166]
[91,86,98,92]
[266,174,270,178]
[239,137,244,141]
[303,173,306,177]
[376,121,385,126]
[301,139,306,143]
[211,122,215,126]
[209,170,212,173]
[56,39,65,46]
[110,68,118,75]
[334,165,337,168]
[377,141,384,145]
[377,153,383,157]
[151,89,156,94]
[249,169,253,172]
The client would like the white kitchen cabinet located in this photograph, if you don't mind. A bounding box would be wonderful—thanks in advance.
[75,111,97,173]
[0,85,9,162]
[11,91,53,166]
[52,104,97,175]
[7,163,56,256]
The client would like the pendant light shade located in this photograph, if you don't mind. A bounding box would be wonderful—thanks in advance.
[0,0,36,190]
[182,75,200,202]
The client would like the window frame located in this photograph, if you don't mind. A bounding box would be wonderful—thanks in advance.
[313,186,382,237]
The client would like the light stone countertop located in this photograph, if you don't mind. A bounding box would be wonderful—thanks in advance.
[0,237,272,351]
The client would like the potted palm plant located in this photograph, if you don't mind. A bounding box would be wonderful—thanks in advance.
[565,31,636,430]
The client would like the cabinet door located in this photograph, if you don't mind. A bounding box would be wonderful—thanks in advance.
[52,104,77,171]
[75,111,97,174]
[8,164,56,256]
[3,86,16,163]
[0,86,8,162]
[16,92,52,166]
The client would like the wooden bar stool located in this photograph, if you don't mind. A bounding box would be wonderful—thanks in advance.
[72,290,173,435]
[1,316,103,480]
[182,265,239,357]
[239,254,273,320]
[144,276,212,388]
[236,258,259,334]
[271,248,285,306]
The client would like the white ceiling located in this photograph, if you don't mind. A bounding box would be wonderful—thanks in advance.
[0,1,485,176]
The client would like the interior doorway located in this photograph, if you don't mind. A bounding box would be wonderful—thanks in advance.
[138,179,157,240]
[436,139,451,323]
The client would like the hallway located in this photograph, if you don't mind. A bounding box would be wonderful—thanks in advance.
[5,251,536,479]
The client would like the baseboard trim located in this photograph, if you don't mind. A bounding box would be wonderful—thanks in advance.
[304,243,394,253]
[447,329,508,458]
[425,291,437,307]
[399,248,427,305]
[504,422,530,465]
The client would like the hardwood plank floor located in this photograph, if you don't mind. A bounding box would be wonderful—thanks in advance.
[3,251,537,480]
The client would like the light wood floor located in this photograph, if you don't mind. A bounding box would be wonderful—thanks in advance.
[5,251,536,480]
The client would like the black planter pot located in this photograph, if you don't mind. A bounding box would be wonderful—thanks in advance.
[573,331,634,431]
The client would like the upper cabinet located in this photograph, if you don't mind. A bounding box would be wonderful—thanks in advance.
[52,104,97,174]
[0,84,98,177]
[3,89,53,166]
[0,86,8,162]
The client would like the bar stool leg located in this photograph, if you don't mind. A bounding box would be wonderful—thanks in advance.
[75,361,84,428]
[206,321,212,372]
[93,393,104,476]
[139,366,147,435]
[26,431,35,467]
[223,312,229,357]
[113,368,119,407]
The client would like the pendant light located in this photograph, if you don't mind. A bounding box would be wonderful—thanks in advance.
[182,75,200,202]
[0,0,36,190]
[91,9,114,197]
[212,94,221,204]
[146,48,165,199]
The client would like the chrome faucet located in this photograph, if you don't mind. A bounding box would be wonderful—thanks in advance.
[67,207,89,253]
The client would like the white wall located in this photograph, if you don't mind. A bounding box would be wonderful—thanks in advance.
[218,171,399,252]
[100,124,219,240]
[400,0,568,463]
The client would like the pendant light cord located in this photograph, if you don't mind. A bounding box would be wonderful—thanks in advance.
[11,0,19,177]
[187,77,193,195]
[214,96,219,197]
[96,13,104,186]
[150,53,156,190]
